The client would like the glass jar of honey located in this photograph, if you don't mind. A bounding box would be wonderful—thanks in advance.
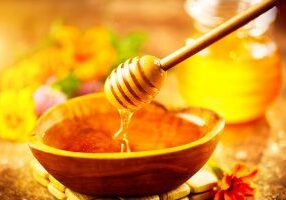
[176,0,282,123]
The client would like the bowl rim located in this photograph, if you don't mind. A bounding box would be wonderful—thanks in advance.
[29,93,224,159]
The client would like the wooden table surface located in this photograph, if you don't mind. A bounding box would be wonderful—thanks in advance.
[0,0,285,199]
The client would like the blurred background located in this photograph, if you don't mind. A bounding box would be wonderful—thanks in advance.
[1,1,286,199]
[0,0,285,139]
[0,0,195,68]
[0,0,284,68]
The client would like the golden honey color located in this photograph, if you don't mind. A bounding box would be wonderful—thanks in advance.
[104,55,166,111]
[176,30,282,123]
[29,93,224,196]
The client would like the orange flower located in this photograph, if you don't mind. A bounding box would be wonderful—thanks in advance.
[214,164,258,200]
[46,25,116,82]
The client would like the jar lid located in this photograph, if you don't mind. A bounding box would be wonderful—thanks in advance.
[185,0,277,36]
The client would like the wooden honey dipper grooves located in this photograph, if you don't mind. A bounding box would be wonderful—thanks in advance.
[104,0,277,110]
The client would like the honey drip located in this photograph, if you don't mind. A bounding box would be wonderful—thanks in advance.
[113,109,133,152]
[43,101,203,153]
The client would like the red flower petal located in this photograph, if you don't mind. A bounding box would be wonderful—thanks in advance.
[214,190,224,200]
[236,182,255,196]
[223,191,233,200]
[221,175,233,189]
[230,193,245,200]
[215,164,258,200]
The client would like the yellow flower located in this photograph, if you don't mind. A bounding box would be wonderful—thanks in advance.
[50,24,80,48]
[0,59,46,91]
[0,88,37,142]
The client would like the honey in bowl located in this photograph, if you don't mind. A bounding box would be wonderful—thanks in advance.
[43,102,203,153]
[29,93,223,196]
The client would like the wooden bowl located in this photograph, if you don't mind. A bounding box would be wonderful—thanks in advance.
[29,93,224,197]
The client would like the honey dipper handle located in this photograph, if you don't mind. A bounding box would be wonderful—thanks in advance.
[160,0,277,71]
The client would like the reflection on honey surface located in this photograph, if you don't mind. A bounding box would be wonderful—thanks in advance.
[43,103,203,153]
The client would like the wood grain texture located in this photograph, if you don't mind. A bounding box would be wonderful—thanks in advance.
[29,93,223,196]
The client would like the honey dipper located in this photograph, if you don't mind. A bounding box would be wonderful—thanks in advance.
[105,0,277,111]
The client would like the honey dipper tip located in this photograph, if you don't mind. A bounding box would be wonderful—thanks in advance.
[104,55,166,110]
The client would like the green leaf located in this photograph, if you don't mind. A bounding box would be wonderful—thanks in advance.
[207,160,230,180]
[52,73,80,98]
[111,31,147,67]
